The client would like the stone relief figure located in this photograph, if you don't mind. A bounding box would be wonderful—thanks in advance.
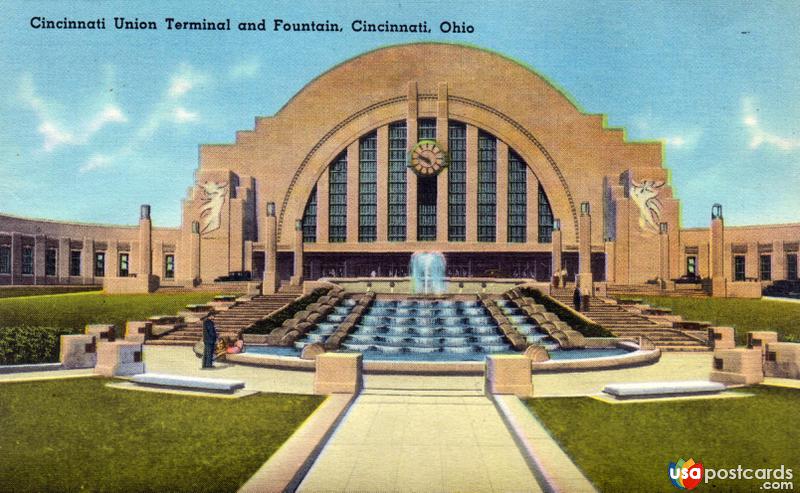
[199,181,228,234]
[630,179,664,234]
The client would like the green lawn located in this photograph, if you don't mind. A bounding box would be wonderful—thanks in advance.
[633,296,800,344]
[0,292,221,333]
[0,378,324,492]
[527,386,800,492]
[0,286,101,299]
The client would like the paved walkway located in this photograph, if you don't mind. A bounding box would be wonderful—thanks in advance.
[143,345,315,394]
[298,388,543,493]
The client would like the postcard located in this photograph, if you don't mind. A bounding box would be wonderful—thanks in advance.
[1,1,798,492]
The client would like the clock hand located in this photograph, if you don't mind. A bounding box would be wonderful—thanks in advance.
[419,155,431,165]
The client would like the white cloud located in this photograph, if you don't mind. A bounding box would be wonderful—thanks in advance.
[663,130,701,150]
[80,154,113,173]
[86,104,127,134]
[168,64,208,98]
[78,64,208,172]
[742,97,800,151]
[38,121,74,151]
[631,112,701,151]
[229,59,260,79]
[173,107,199,123]
[18,74,128,152]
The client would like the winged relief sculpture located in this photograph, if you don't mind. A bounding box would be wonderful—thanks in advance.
[630,179,665,234]
[198,181,228,234]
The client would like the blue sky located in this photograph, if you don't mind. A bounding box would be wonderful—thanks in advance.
[1,0,798,228]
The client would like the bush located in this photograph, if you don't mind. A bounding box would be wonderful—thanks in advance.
[245,288,329,335]
[520,288,613,337]
[0,326,74,365]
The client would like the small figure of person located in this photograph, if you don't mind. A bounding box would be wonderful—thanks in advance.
[561,269,568,288]
[553,270,561,288]
[226,333,245,354]
[573,286,582,312]
[202,315,218,369]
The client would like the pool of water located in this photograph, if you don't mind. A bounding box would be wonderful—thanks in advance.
[244,345,631,362]
[262,296,633,362]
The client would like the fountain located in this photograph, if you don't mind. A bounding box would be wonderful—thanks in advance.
[409,251,446,295]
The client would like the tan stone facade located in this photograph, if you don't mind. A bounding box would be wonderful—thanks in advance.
[1,43,798,294]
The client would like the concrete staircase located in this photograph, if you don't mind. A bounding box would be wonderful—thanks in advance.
[605,283,709,298]
[550,287,708,351]
[148,291,300,346]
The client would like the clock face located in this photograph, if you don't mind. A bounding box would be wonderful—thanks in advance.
[410,140,446,176]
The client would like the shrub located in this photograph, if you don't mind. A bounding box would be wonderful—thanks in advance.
[245,288,329,335]
[0,326,74,365]
[519,288,613,337]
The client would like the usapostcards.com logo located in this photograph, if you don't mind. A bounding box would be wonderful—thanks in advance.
[669,458,704,490]
[669,458,795,490]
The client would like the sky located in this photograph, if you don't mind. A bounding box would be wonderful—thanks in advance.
[0,0,798,228]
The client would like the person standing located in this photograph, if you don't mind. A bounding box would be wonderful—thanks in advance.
[202,315,218,369]
[573,286,582,312]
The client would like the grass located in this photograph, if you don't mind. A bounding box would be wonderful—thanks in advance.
[0,292,221,334]
[0,286,101,298]
[527,386,800,492]
[0,378,324,492]
[631,296,800,344]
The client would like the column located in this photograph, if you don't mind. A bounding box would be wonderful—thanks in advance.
[772,241,785,281]
[138,205,152,281]
[604,240,616,284]
[346,140,359,243]
[551,220,562,284]
[577,202,593,293]
[745,242,758,280]
[316,171,329,244]
[406,81,418,242]
[709,204,726,296]
[34,234,46,285]
[465,125,479,242]
[191,221,201,284]
[58,237,70,283]
[152,240,164,280]
[291,219,304,286]
[244,240,253,273]
[435,83,449,243]
[496,140,509,243]
[263,202,279,294]
[81,237,94,285]
[106,240,118,279]
[10,233,21,284]
[376,125,389,242]
[659,223,670,283]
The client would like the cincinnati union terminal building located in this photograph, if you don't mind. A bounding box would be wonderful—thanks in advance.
[1,43,798,298]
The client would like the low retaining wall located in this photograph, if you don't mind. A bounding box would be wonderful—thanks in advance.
[228,340,660,375]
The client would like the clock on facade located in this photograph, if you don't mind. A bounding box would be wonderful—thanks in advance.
[409,140,446,176]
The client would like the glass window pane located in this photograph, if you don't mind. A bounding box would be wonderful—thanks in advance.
[477,131,496,242]
[388,122,407,241]
[328,152,348,242]
[359,132,377,242]
[448,123,466,241]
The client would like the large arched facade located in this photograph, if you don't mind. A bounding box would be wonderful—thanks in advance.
[185,42,677,284]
